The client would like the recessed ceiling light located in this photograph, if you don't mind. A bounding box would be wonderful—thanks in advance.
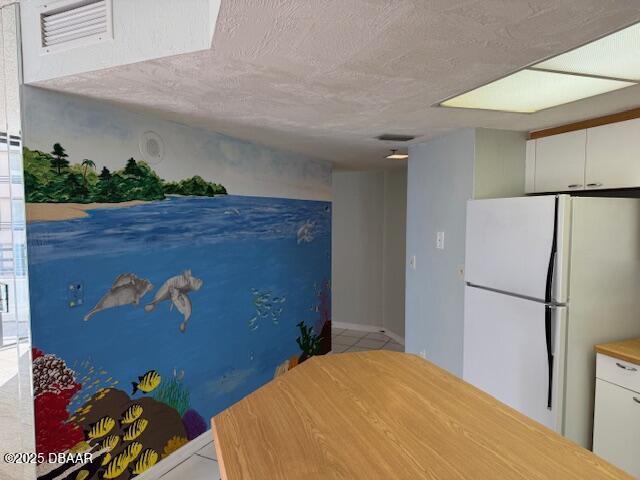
[386,149,409,160]
[534,22,640,81]
[440,69,633,113]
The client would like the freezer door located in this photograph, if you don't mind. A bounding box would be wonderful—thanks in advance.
[463,286,566,431]
[465,195,568,302]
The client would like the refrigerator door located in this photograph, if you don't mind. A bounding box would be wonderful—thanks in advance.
[465,195,569,302]
[463,286,566,431]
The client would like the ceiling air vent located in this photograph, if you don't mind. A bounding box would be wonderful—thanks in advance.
[376,134,416,142]
[40,0,112,53]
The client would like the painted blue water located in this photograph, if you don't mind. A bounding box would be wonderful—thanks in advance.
[27,195,331,420]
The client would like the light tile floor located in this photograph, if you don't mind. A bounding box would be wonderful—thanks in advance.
[159,440,220,480]
[157,329,404,479]
[332,328,405,353]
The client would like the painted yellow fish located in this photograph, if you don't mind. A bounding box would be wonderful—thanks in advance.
[121,404,143,425]
[75,470,90,480]
[132,370,161,394]
[69,441,90,453]
[87,416,115,440]
[122,441,143,462]
[131,448,159,475]
[123,418,148,441]
[99,435,120,453]
[103,452,130,479]
[101,452,112,466]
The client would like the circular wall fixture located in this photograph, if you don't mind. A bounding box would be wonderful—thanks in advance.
[139,131,165,165]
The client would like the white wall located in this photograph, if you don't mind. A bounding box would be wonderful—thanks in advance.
[405,128,525,376]
[382,169,406,338]
[405,130,475,375]
[332,168,407,338]
[474,128,527,199]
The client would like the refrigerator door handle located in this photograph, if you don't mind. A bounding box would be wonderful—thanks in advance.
[544,197,559,409]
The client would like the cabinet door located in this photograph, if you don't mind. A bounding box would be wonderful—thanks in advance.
[534,130,586,193]
[593,379,640,477]
[586,118,640,189]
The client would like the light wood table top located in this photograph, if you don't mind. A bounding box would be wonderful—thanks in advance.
[212,351,630,480]
[596,338,640,365]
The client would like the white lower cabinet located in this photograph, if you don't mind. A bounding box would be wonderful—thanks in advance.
[593,356,640,477]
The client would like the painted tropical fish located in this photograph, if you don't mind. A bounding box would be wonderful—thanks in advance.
[144,270,203,332]
[121,404,143,425]
[99,435,120,453]
[131,448,159,475]
[84,273,153,321]
[123,418,149,441]
[132,370,161,395]
[86,416,116,440]
[75,470,90,480]
[122,441,143,462]
[103,452,130,479]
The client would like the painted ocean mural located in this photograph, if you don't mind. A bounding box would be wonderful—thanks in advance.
[25,146,331,479]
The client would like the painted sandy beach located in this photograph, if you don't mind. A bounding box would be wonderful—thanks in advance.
[25,200,149,222]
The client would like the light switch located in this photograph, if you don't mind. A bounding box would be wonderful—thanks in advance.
[436,231,445,250]
[409,255,417,270]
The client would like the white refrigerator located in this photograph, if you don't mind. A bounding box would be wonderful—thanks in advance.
[463,194,640,449]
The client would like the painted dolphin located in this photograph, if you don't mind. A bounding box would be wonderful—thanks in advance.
[84,274,153,321]
[144,270,202,332]
[170,289,192,332]
[297,220,315,244]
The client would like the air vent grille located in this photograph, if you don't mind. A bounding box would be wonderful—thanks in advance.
[376,134,416,142]
[41,0,111,51]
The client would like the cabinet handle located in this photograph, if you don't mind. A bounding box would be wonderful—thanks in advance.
[634,397,640,405]
[586,183,603,187]
[616,362,638,372]
[567,184,583,188]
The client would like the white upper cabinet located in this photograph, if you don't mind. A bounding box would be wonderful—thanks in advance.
[532,130,586,193]
[525,118,640,193]
[586,118,640,190]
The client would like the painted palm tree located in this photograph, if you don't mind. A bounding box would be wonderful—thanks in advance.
[50,143,69,175]
[81,159,96,185]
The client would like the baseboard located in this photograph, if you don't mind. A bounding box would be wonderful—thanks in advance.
[332,321,405,346]
[135,430,213,480]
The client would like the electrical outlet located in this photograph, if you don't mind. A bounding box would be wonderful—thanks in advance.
[419,349,427,359]
[436,231,445,250]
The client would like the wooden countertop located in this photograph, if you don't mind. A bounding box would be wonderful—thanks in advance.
[596,338,640,365]
[212,351,630,480]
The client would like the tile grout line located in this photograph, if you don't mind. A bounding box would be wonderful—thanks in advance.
[193,453,218,462]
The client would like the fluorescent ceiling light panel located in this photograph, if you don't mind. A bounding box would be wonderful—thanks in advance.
[441,69,633,113]
[535,22,640,81]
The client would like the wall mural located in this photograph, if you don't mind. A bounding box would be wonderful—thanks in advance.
[25,136,331,480]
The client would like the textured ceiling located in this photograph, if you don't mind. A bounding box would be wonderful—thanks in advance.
[31,0,640,170]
